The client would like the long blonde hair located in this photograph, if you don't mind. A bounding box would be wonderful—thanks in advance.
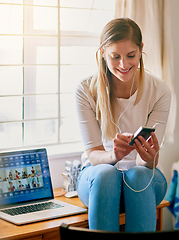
[90,18,145,140]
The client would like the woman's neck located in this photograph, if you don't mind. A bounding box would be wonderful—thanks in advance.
[111,70,139,99]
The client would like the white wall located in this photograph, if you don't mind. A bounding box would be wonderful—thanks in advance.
[48,152,82,189]
[160,0,179,230]
[48,0,179,231]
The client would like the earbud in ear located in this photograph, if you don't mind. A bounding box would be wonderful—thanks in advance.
[100,48,106,61]
[102,54,106,62]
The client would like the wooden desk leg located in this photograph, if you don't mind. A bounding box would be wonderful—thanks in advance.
[156,208,163,231]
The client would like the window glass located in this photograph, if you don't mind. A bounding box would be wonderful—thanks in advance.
[24,95,58,120]
[60,8,114,33]
[24,37,58,65]
[33,0,58,6]
[0,67,23,96]
[60,0,95,8]
[24,6,58,34]
[36,46,58,64]
[33,7,58,32]
[60,46,97,65]
[24,66,58,94]
[24,119,58,145]
[0,123,22,148]
[0,5,23,34]
[60,93,76,118]
[0,37,23,65]
[60,117,81,143]
[0,0,22,3]
[60,0,115,10]
[0,97,22,122]
[60,65,97,93]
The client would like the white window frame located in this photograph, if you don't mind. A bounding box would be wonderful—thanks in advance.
[0,0,115,156]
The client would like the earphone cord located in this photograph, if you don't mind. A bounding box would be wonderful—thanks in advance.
[106,70,160,192]
[107,70,136,134]
[122,149,159,193]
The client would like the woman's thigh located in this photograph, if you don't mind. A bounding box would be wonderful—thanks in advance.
[77,164,123,231]
[77,164,123,207]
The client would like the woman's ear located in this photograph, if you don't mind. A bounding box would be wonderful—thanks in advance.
[139,43,144,59]
[100,47,106,60]
[140,42,144,55]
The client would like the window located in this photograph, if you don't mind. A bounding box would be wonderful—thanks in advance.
[0,0,115,152]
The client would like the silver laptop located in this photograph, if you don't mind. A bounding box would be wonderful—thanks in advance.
[0,148,87,225]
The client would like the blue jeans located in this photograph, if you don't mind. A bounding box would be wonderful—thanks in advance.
[77,164,167,232]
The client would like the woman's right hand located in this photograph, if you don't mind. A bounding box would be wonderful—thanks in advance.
[86,133,135,166]
[112,133,135,162]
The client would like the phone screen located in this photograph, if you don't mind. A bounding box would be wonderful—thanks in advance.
[129,127,155,146]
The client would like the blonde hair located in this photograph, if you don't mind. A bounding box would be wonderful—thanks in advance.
[90,18,145,140]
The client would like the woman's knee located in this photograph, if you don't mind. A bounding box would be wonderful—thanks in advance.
[123,166,153,191]
[123,166,167,204]
[89,164,122,190]
[153,168,167,206]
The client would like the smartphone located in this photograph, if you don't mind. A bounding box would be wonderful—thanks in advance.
[129,126,155,146]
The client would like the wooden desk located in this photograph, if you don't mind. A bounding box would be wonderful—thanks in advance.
[0,188,169,240]
[0,188,88,240]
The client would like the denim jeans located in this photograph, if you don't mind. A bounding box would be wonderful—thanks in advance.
[77,164,167,232]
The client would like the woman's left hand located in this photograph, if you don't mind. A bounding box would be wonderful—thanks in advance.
[133,132,160,169]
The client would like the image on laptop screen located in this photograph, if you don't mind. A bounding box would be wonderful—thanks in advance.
[0,148,53,207]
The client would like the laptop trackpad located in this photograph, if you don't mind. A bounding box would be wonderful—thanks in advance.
[35,210,60,219]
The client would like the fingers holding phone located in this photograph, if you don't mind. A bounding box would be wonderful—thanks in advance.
[129,126,155,146]
[112,133,135,162]
[134,132,159,168]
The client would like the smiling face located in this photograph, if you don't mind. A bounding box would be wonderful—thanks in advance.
[103,39,142,84]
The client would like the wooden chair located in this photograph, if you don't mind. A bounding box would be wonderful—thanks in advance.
[60,223,179,239]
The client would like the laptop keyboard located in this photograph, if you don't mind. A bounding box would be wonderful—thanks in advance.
[1,202,64,216]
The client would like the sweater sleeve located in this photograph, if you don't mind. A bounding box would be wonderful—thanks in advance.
[136,79,171,169]
[75,79,103,150]
[145,80,171,147]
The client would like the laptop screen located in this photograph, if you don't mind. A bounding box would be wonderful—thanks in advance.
[0,148,53,207]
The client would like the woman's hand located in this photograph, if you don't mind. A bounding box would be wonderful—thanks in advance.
[134,132,160,169]
[112,133,135,162]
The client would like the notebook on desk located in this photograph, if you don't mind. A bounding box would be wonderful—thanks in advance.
[0,148,87,225]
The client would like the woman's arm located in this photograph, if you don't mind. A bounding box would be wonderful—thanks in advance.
[76,80,103,152]
[136,81,171,169]
[86,133,135,166]
[86,145,115,166]
[76,81,135,166]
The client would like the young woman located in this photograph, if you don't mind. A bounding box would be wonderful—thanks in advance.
[76,18,171,232]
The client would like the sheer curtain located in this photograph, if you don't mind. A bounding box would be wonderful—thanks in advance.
[115,0,176,143]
